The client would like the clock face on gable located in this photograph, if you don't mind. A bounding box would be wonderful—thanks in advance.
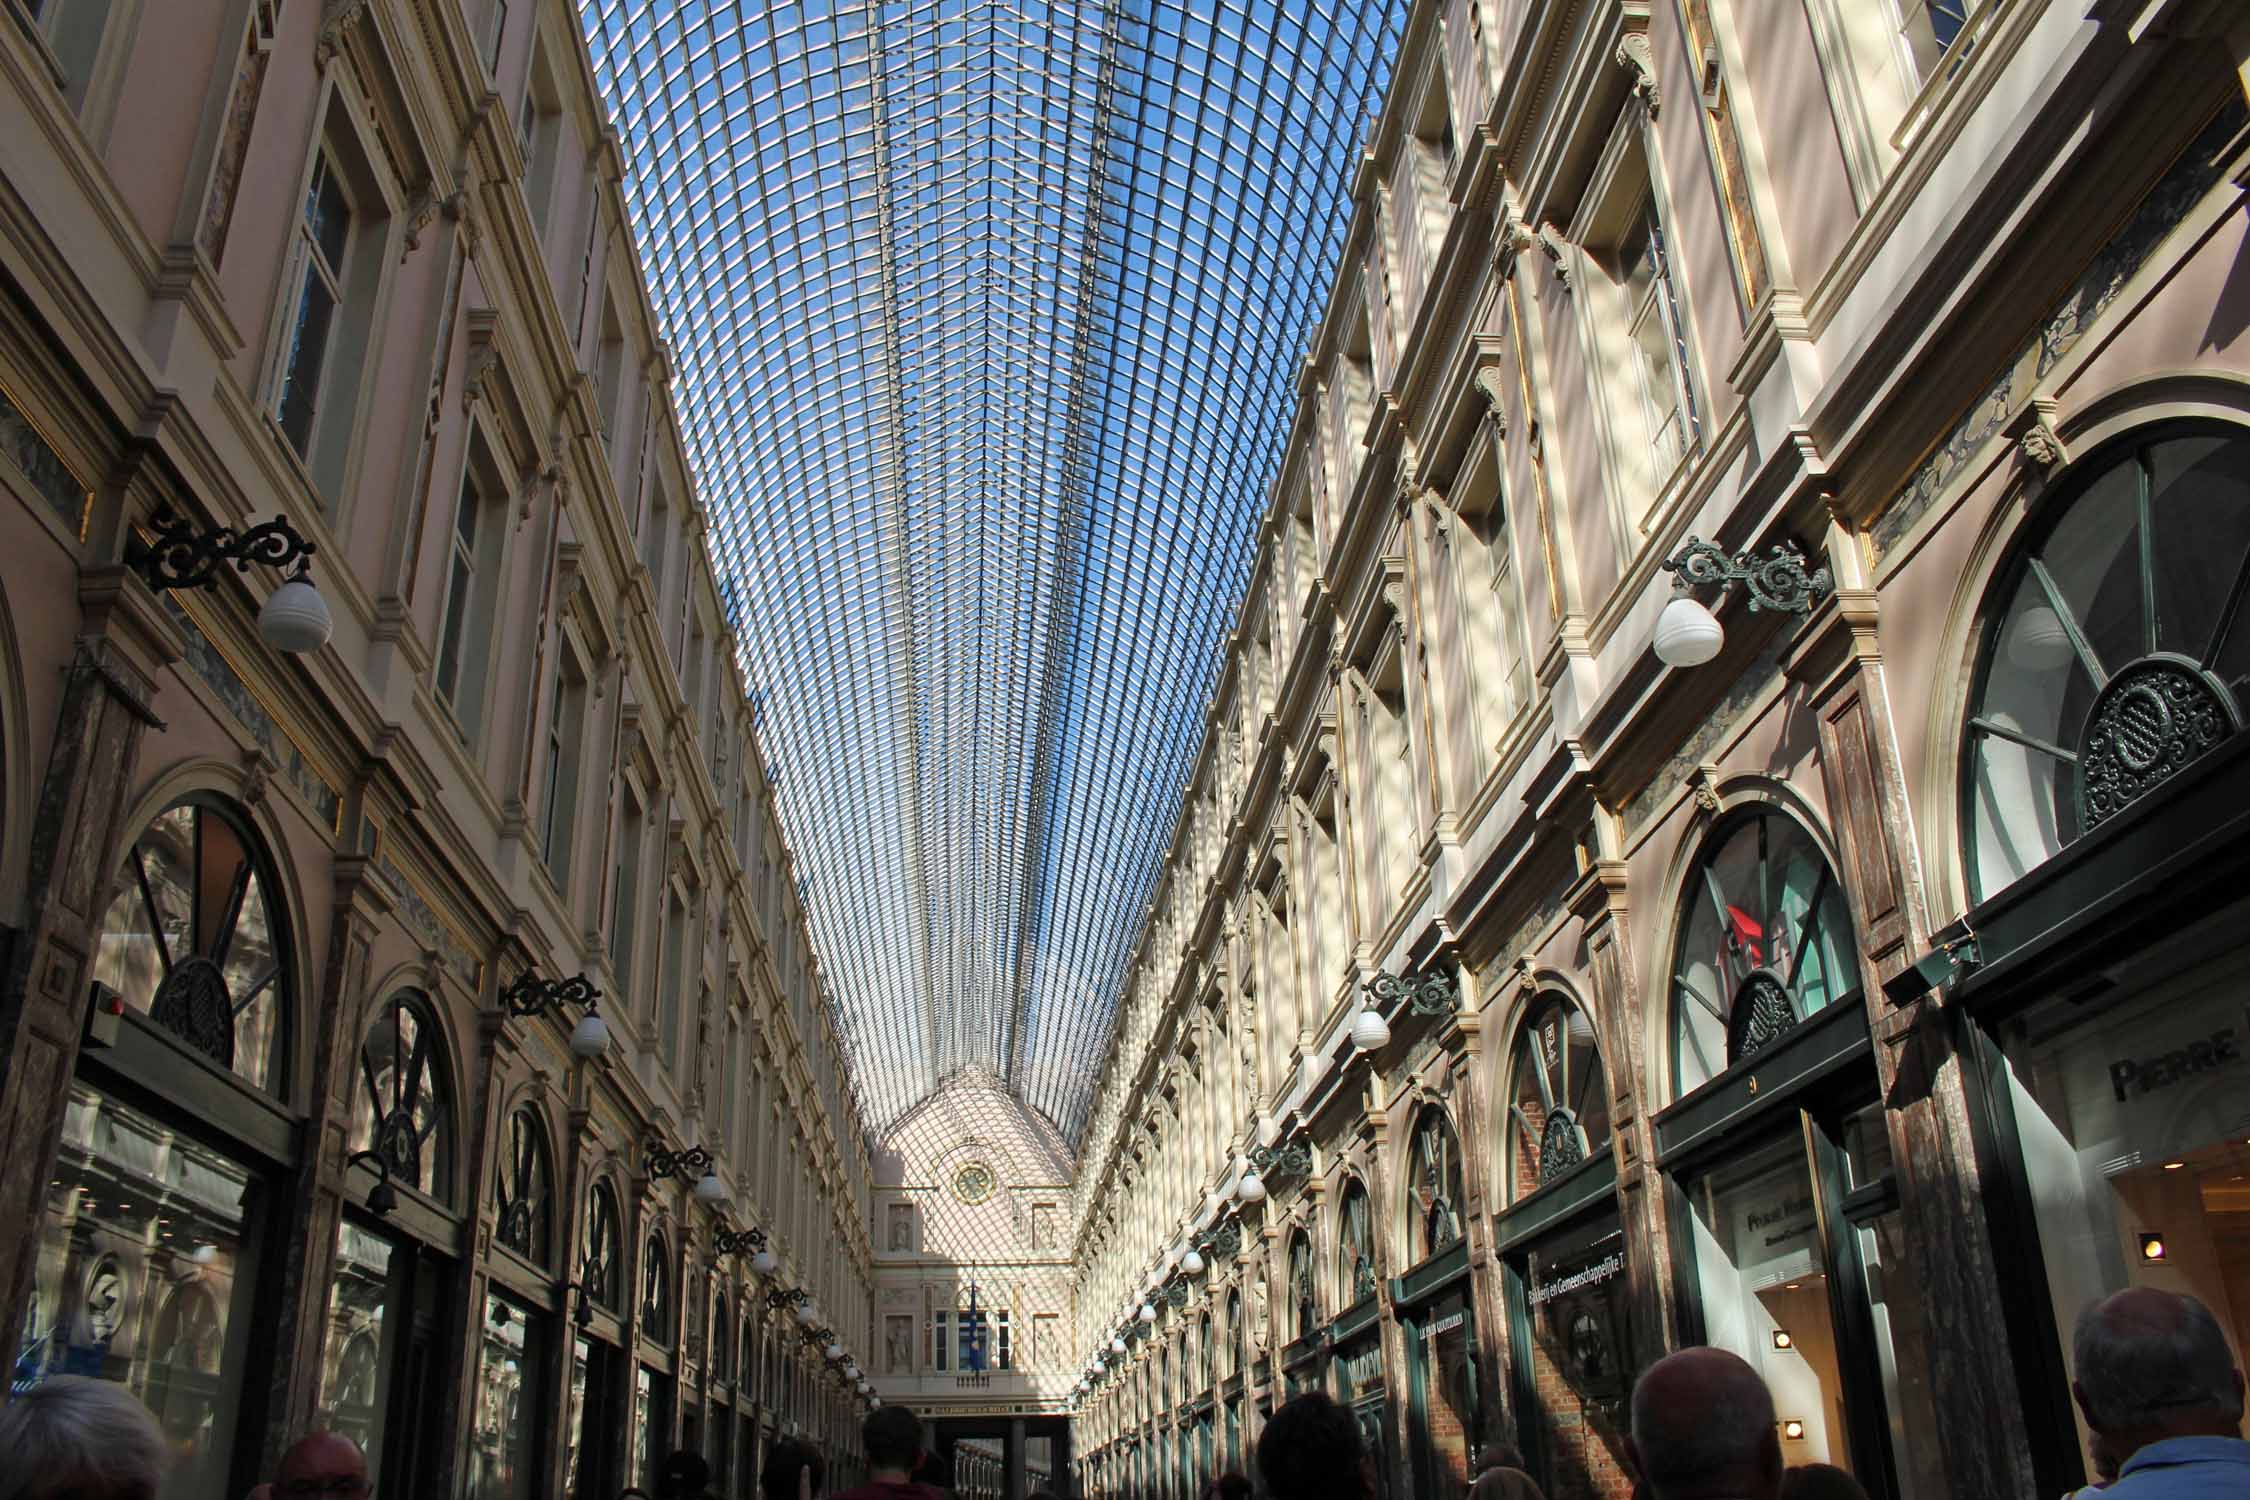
[86,1265,124,1342]
[952,1162,998,1206]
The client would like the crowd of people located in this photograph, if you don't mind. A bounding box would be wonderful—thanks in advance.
[0,1289,2241,1500]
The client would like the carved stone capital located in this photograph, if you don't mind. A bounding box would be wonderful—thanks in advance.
[1616,32,1661,118]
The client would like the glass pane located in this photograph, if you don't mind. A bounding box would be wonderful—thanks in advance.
[1416,1298,1477,1500]
[1686,1139,1857,1474]
[23,1084,262,1500]
[471,1291,540,1500]
[2146,434,2250,670]
[564,1337,589,1500]
[308,155,352,272]
[1509,998,1610,1198]
[1998,941,2250,1472]
[279,268,337,457]
[218,861,276,1094]
[318,1221,399,1464]
[634,1365,653,1486]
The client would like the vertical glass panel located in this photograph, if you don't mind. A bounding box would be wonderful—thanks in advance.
[1685,1139,1852,1470]
[318,1221,401,1462]
[23,1084,262,1500]
[564,1336,590,1500]
[471,1290,541,1500]
[1413,1293,1477,1500]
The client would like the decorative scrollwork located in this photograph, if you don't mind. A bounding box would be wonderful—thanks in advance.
[1248,1140,1312,1180]
[126,504,319,593]
[497,1199,537,1256]
[1363,966,1459,1017]
[1538,1109,1587,1185]
[376,1108,423,1182]
[150,957,236,1068]
[2077,656,2237,834]
[1662,537,1832,615]
[1725,971,1800,1066]
[647,1142,715,1180]
[502,970,601,1018]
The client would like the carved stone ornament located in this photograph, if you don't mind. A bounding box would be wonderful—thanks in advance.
[315,0,371,69]
[239,749,273,809]
[1616,33,1661,118]
[1472,366,1509,439]
[2017,416,2066,479]
[1689,767,1723,815]
[1537,225,1574,294]
[1495,208,1536,281]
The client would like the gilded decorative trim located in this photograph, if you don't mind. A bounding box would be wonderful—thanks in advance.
[164,592,345,832]
[0,374,93,537]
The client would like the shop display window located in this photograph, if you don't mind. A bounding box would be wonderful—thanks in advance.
[1683,1137,1849,1465]
[564,1335,590,1498]
[22,1084,263,1500]
[1406,1109,1466,1263]
[1505,994,1611,1199]
[1995,945,2250,1451]
[1410,1291,1478,1500]
[318,1221,400,1463]
[1338,1180,1376,1306]
[349,992,454,1203]
[471,1289,544,1500]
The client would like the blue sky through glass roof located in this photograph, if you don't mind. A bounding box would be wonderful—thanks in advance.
[578,0,1405,1144]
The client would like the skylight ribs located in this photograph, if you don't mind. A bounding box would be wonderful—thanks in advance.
[579,0,1404,1141]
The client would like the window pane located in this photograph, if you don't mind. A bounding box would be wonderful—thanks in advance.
[318,1220,400,1462]
[25,1085,263,1500]
[307,157,352,272]
[279,269,338,457]
[471,1290,541,1500]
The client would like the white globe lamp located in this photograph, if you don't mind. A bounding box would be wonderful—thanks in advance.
[694,1171,728,1204]
[1110,1336,1127,1355]
[751,1248,778,1275]
[1137,1302,1156,1325]
[568,1009,611,1058]
[1653,595,1724,667]
[1235,1168,1266,1205]
[1350,1007,1391,1052]
[258,568,333,654]
[1181,1247,1205,1276]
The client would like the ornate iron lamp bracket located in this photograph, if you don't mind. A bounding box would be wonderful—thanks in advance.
[766,1286,810,1314]
[647,1142,715,1180]
[126,503,319,592]
[714,1226,765,1256]
[1661,536,1832,614]
[1248,1139,1312,1181]
[502,969,601,1018]
[1364,966,1458,1017]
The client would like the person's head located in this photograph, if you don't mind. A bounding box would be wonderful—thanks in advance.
[761,1438,826,1500]
[1200,1474,1252,1500]
[660,1448,712,1499]
[0,1377,170,1500]
[275,1432,372,1498]
[1479,1444,1527,1474]
[1777,1465,1872,1500]
[862,1404,926,1477]
[2072,1287,2246,1458]
[1625,1347,1782,1500]
[1027,1491,1064,1500]
[1257,1392,1370,1500]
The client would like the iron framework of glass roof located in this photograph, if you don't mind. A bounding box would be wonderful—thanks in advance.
[578,0,1407,1143]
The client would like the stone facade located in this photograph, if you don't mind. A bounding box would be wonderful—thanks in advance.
[0,1,876,1496]
[1069,6,2250,1500]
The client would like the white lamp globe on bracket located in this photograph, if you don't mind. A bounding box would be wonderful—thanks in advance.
[1137,1302,1157,1325]
[1110,1336,1127,1355]
[1181,1246,1205,1276]
[826,1341,844,1361]
[568,1006,611,1058]
[258,564,334,653]
[1350,1004,1392,1052]
[751,1247,778,1275]
[1652,594,1724,667]
[1234,1164,1267,1205]
[693,1171,728,1204]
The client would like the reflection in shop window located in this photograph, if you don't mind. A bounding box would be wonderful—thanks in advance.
[94,800,288,1094]
[350,993,453,1201]
[24,1084,261,1500]
[1406,1109,1465,1262]
[472,1290,541,1500]
[318,1222,399,1465]
[1671,810,1859,1095]
[1338,1180,1376,1306]
[1506,994,1612,1198]
[496,1108,553,1264]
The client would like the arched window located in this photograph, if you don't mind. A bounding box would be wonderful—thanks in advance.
[1224,1290,1241,1377]
[1199,1310,1214,1390]
[1336,1180,1375,1306]
[1963,426,2250,899]
[1286,1231,1316,1341]
[1504,994,1612,1196]
[740,1315,756,1400]
[641,1232,671,1341]
[495,1108,552,1263]
[1405,1107,1465,1261]
[1670,808,1858,1096]
[713,1290,731,1381]
[584,1181,624,1311]
[351,992,453,1201]
[93,798,290,1093]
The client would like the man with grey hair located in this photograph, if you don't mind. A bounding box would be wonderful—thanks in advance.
[1623,1346,1783,1500]
[2072,1287,2248,1495]
[0,1375,169,1500]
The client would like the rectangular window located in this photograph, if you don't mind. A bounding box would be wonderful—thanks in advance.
[435,451,504,734]
[931,1312,950,1372]
[278,150,354,461]
[28,0,121,115]
[996,1310,1012,1371]
[610,794,643,981]
[1621,206,1690,483]
[596,300,628,441]
[539,651,588,882]
[481,0,507,76]
[659,891,685,1061]
[519,38,563,235]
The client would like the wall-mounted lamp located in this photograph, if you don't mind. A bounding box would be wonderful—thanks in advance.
[127,504,334,653]
[1771,1329,1793,1350]
[1781,1419,1806,1442]
[766,1287,810,1318]
[346,1150,398,1216]
[647,1142,727,1203]
[1237,1139,1312,1205]
[1110,1336,1127,1355]
[1652,537,1832,669]
[2139,1232,2168,1263]
[1180,1246,1206,1276]
[502,970,611,1058]
[1137,1302,1157,1324]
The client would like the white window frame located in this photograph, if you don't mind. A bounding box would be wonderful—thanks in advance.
[21,0,143,138]
[538,638,590,885]
[433,426,508,738]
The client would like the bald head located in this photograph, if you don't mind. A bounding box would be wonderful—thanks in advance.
[276,1432,370,1497]
[1625,1347,1781,1500]
[2073,1288,2244,1451]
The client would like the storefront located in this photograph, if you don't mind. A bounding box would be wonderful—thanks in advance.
[1278,1228,1319,1399]
[1494,990,1631,1500]
[1393,1107,1479,1500]
[635,1227,678,1490]
[1945,422,2250,1493]
[1329,1179,1387,1500]
[472,1106,562,1500]
[565,1178,629,1499]
[19,795,298,1500]
[1652,805,1928,1498]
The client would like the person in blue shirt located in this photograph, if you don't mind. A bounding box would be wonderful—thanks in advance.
[2071,1287,2247,1496]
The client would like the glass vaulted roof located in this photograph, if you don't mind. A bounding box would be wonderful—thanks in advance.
[578,0,1406,1144]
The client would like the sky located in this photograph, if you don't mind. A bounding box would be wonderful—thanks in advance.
[577,0,1407,1144]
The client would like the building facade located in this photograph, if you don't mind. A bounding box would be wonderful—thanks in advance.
[1068,5,2250,1500]
[0,1,878,1498]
